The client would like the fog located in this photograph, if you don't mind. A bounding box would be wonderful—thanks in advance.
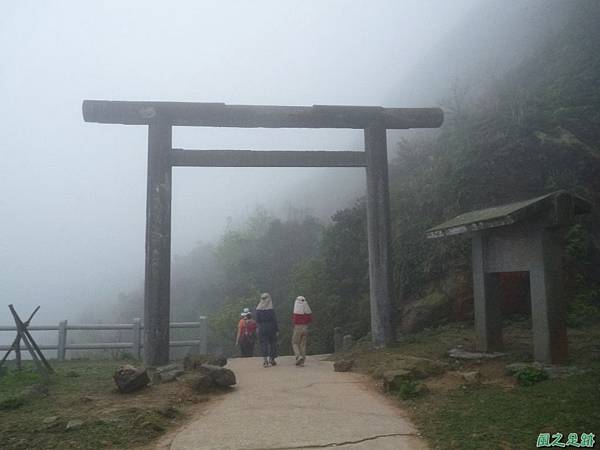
[3,0,555,326]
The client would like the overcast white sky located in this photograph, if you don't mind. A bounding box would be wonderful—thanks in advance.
[1,0,483,323]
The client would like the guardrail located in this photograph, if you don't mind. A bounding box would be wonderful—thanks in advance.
[0,317,207,361]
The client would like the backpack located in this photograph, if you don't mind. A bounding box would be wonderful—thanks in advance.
[240,319,256,340]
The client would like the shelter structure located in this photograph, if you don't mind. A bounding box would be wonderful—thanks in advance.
[82,100,443,366]
[427,191,591,364]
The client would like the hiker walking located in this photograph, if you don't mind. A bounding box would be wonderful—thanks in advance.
[292,295,312,366]
[235,308,257,357]
[256,293,279,367]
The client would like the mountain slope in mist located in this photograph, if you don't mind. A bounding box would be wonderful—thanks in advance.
[111,1,600,353]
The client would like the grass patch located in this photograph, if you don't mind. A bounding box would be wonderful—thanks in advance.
[409,371,600,450]
[0,360,208,449]
[341,321,600,450]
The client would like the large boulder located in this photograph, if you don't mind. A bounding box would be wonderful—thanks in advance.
[184,354,227,370]
[196,364,236,387]
[188,374,215,393]
[113,365,150,393]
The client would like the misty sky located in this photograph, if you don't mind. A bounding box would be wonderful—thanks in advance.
[1,0,483,324]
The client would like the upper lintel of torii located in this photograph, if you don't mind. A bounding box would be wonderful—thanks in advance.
[82,100,444,130]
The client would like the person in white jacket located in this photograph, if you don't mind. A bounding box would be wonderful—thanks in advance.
[292,296,312,366]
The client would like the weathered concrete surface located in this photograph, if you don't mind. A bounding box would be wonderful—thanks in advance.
[166,356,426,450]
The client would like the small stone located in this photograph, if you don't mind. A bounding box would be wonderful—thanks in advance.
[449,348,506,360]
[66,419,84,430]
[155,406,180,418]
[333,360,354,372]
[42,416,60,425]
[461,370,481,384]
[140,421,165,432]
[152,364,185,384]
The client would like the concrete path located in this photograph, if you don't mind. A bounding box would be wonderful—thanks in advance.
[165,356,427,450]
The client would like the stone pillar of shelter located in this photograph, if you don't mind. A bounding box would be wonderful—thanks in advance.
[529,228,568,364]
[471,233,503,352]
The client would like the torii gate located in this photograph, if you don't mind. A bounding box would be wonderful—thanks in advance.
[82,100,443,366]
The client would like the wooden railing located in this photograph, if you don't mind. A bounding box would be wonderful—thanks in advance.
[0,317,207,361]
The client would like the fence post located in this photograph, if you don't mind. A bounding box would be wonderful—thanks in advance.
[132,318,142,360]
[57,320,68,361]
[199,316,207,354]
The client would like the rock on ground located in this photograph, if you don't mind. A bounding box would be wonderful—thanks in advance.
[196,364,236,387]
[184,354,227,370]
[460,370,481,384]
[448,348,506,360]
[66,419,84,430]
[333,359,354,372]
[113,365,150,393]
[505,362,585,379]
[152,364,184,383]
[188,374,215,393]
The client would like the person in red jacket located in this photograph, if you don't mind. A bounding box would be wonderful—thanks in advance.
[292,296,312,366]
[235,309,257,357]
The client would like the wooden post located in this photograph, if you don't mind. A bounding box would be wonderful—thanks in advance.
[143,120,173,366]
[198,316,208,354]
[132,318,142,360]
[57,320,68,362]
[333,327,343,353]
[364,123,395,348]
[15,333,22,370]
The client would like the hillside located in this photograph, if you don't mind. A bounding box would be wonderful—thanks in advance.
[109,1,600,356]
[290,0,600,349]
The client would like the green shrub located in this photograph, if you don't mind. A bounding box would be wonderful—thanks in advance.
[0,395,26,410]
[514,367,548,386]
[394,379,428,399]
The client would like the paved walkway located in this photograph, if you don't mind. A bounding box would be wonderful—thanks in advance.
[164,355,427,450]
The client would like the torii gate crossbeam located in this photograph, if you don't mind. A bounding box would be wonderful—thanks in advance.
[82,100,443,366]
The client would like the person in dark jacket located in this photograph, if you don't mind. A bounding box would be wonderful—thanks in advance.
[255,292,278,367]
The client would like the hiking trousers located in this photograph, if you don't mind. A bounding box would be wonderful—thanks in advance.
[259,331,277,360]
[292,324,308,359]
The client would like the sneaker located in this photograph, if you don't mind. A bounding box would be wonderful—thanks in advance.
[295,357,302,366]
[298,356,306,366]
[263,360,270,368]
[270,358,277,366]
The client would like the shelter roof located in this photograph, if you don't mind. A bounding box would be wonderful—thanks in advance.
[427,191,591,238]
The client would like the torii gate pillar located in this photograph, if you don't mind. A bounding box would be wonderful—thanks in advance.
[144,121,173,366]
[365,123,395,347]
